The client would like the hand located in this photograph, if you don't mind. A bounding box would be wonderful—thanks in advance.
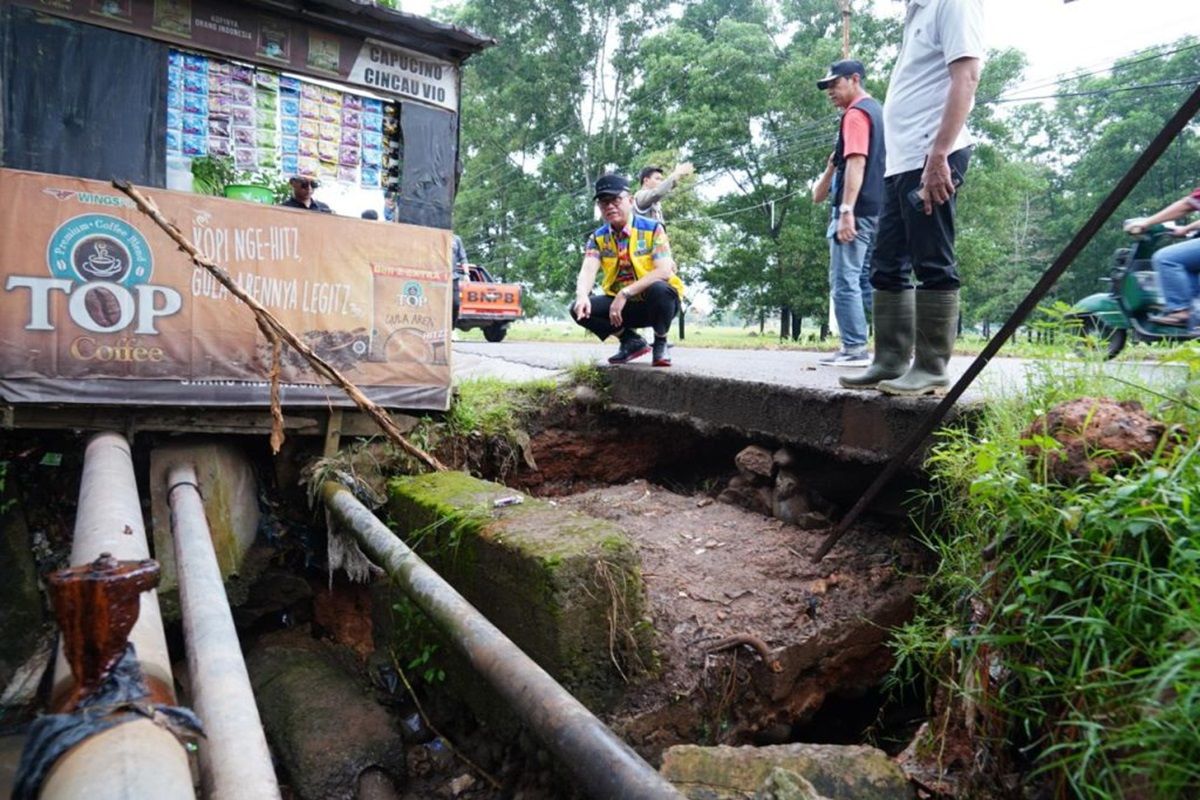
[676,162,695,178]
[609,291,628,326]
[573,296,591,320]
[836,211,857,244]
[1123,217,1149,236]
[826,151,836,170]
[919,154,955,214]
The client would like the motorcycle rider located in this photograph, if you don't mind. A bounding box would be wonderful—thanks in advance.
[1125,187,1200,330]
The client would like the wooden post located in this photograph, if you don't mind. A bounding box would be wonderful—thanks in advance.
[838,0,852,59]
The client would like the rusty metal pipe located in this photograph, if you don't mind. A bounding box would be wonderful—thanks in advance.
[321,481,683,800]
[168,463,282,800]
[42,432,194,800]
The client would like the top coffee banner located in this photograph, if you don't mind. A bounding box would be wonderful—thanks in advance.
[0,169,452,410]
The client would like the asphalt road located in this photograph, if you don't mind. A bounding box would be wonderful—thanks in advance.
[452,340,1189,400]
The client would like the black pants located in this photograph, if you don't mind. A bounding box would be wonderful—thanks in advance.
[870,147,971,292]
[571,281,680,340]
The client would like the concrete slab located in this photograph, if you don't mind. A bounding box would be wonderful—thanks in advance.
[383,471,652,711]
[454,342,1189,463]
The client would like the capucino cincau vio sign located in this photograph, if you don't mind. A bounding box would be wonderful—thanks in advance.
[0,169,452,410]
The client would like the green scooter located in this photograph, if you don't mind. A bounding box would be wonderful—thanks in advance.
[1069,222,1199,358]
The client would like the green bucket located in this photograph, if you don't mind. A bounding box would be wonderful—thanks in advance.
[224,184,275,204]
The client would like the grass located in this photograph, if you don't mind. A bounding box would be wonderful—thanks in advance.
[890,342,1200,798]
[446,375,558,439]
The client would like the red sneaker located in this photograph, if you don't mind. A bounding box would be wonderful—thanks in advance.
[652,338,671,367]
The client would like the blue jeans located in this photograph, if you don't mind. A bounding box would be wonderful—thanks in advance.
[827,213,878,350]
[1153,236,1200,317]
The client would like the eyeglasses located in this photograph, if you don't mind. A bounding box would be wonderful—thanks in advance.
[596,195,625,208]
[294,180,315,189]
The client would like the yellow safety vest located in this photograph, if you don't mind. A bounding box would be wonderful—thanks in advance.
[593,215,685,298]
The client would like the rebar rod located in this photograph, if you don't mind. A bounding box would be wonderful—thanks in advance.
[813,81,1200,562]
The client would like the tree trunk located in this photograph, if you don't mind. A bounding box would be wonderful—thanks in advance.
[790,314,802,341]
[677,309,686,341]
[779,306,790,340]
[819,321,830,341]
[759,310,765,334]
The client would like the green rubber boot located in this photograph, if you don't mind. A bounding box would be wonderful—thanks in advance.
[877,289,959,396]
[839,290,914,390]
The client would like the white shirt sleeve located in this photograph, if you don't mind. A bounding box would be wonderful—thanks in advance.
[937,0,985,66]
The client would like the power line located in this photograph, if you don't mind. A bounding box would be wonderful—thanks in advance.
[456,35,1200,266]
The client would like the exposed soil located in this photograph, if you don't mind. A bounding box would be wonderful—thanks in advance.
[554,479,930,758]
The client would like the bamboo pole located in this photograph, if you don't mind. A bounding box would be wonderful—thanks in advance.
[112,180,446,472]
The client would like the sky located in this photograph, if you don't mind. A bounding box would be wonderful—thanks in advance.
[401,0,1200,88]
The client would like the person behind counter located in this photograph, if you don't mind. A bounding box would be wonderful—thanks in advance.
[281,176,332,213]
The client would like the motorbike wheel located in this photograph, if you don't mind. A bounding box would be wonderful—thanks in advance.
[483,323,509,343]
[1079,316,1127,359]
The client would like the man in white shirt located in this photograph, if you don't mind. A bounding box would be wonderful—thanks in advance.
[840,0,983,396]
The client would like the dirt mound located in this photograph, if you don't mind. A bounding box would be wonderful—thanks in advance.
[1022,397,1184,485]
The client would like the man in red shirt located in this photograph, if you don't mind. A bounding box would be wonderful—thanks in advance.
[812,60,886,367]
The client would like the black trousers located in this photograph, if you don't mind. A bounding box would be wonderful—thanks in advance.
[571,281,680,340]
[870,147,971,292]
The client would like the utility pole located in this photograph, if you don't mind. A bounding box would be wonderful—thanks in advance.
[838,0,852,59]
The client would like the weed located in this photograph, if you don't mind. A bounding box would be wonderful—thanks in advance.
[390,593,447,685]
[891,354,1200,797]
[566,361,609,393]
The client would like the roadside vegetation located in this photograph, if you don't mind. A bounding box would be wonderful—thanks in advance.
[890,343,1200,798]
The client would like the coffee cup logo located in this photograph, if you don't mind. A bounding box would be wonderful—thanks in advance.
[77,238,128,281]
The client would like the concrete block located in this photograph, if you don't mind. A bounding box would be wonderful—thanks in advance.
[383,471,651,711]
[247,632,405,800]
[660,743,912,800]
[149,439,261,620]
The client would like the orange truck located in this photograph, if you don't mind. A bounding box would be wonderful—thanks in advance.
[456,264,524,342]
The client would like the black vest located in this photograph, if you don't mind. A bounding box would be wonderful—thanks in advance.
[833,95,885,219]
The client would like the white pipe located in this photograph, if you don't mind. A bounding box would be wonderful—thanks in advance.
[52,432,173,702]
[39,720,194,800]
[168,462,281,800]
[43,431,194,800]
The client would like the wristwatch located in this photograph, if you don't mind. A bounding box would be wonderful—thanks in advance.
[839,204,854,215]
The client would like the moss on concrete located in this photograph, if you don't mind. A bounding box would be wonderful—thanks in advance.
[382,471,652,711]
[660,743,912,800]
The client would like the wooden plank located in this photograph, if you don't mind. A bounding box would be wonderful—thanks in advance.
[323,408,344,458]
[1,405,423,439]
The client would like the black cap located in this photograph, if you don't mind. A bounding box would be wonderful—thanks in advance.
[593,173,629,200]
[816,59,865,90]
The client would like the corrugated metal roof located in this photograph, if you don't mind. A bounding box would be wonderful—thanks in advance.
[245,0,496,62]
